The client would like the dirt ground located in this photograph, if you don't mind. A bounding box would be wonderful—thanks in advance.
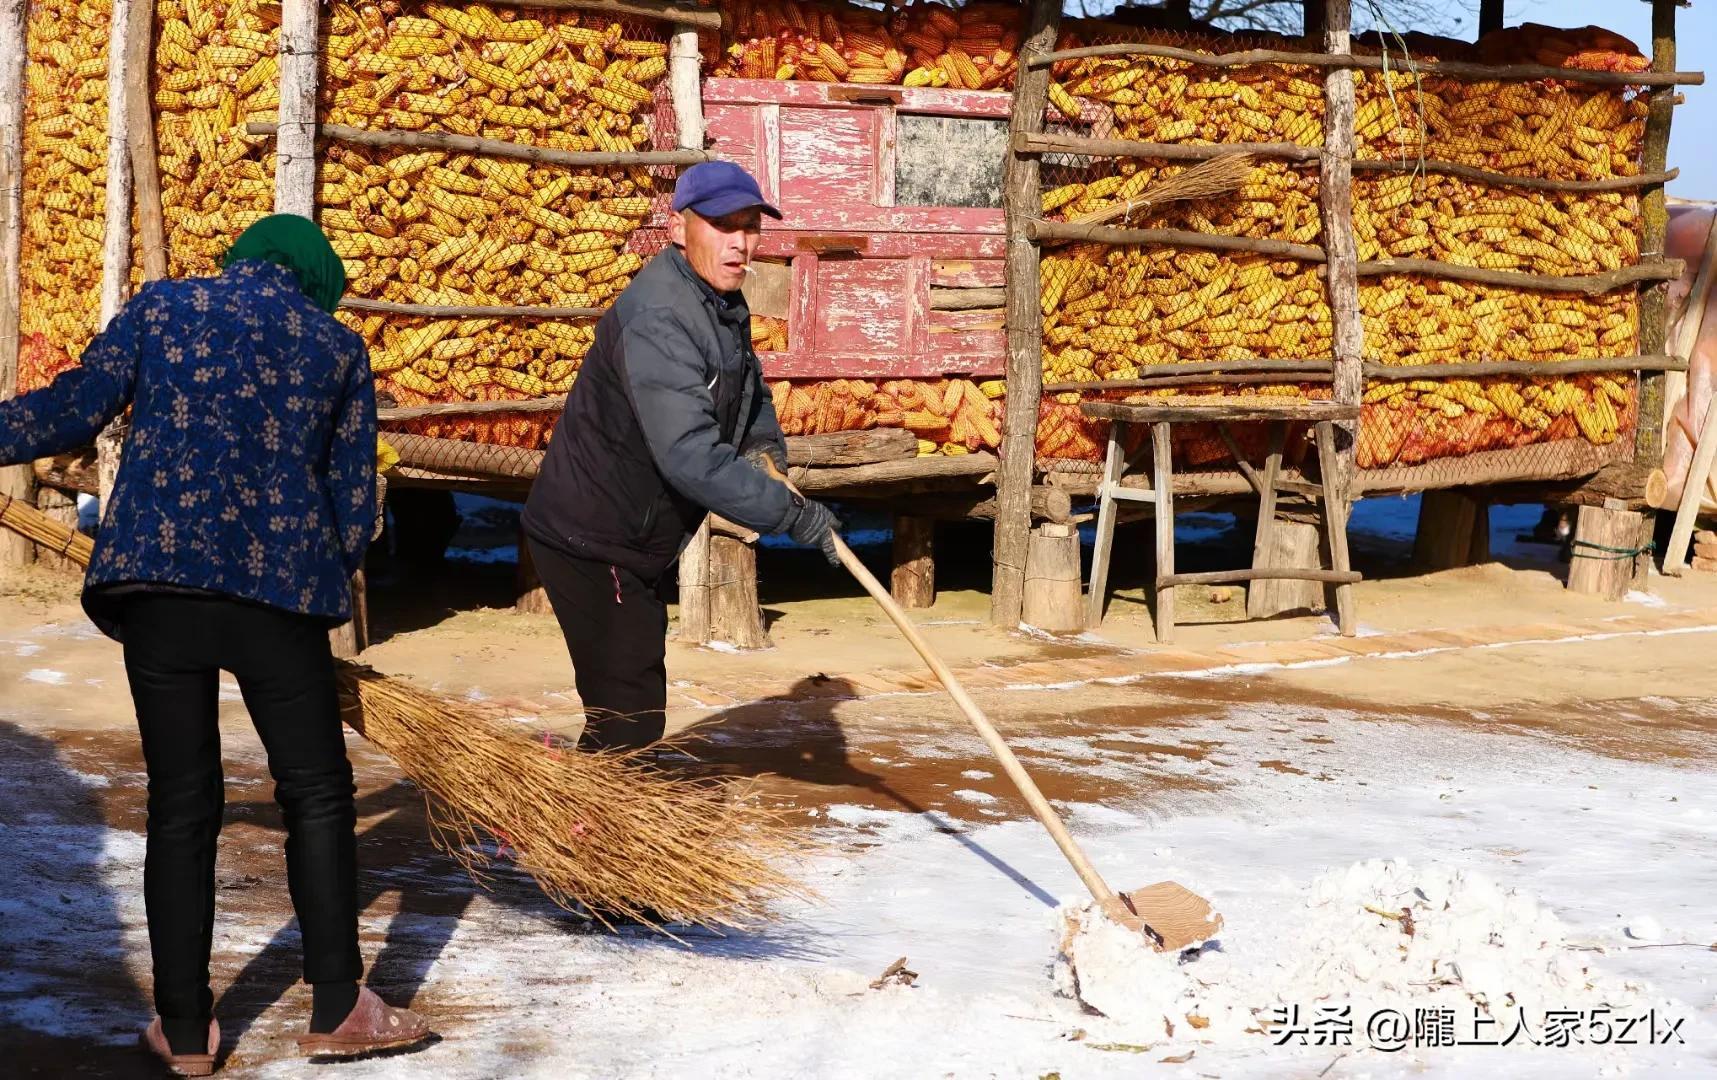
[3,504,1716,1077]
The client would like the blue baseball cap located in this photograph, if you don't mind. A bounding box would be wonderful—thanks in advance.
[672,160,781,220]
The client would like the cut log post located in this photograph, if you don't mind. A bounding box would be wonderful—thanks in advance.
[1247,520,1325,618]
[1320,0,1363,490]
[328,571,368,658]
[274,0,319,217]
[676,519,713,643]
[1023,522,1084,633]
[708,533,769,650]
[0,0,30,567]
[514,524,552,615]
[96,0,135,519]
[991,0,1061,628]
[1412,489,1491,571]
[891,515,935,609]
[1567,501,1651,600]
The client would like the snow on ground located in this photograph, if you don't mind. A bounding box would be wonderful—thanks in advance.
[6,696,1712,1078]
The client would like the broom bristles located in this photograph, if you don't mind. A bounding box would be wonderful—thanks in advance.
[1,496,804,931]
[1067,152,1257,229]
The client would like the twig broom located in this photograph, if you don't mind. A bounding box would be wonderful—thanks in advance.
[1,493,802,931]
[1043,152,1257,246]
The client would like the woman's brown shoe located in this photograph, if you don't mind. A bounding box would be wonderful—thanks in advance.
[295,987,432,1057]
[140,1017,218,1076]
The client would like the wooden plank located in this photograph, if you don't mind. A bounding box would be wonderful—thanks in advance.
[891,516,935,609]
[992,0,1061,629]
[1166,568,1360,586]
[777,104,878,222]
[668,25,705,150]
[757,232,1006,261]
[1637,0,1680,468]
[929,286,1006,310]
[1082,400,1360,423]
[1322,0,1363,492]
[790,452,997,491]
[787,429,919,467]
[1152,421,1176,643]
[1087,421,1126,629]
[932,259,1005,288]
[1024,42,1705,87]
[0,0,30,566]
[812,257,910,355]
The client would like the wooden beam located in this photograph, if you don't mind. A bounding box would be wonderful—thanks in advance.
[127,0,165,281]
[273,0,317,217]
[1350,159,1679,194]
[1024,42,1706,87]
[1027,218,1326,262]
[0,0,31,567]
[486,0,720,30]
[1015,131,1320,162]
[880,486,1075,523]
[929,286,1007,310]
[786,428,919,467]
[669,24,705,150]
[1636,0,1679,468]
[1163,567,1361,586]
[96,0,136,518]
[791,451,998,492]
[1082,400,1359,423]
[248,122,710,170]
[991,0,1061,629]
[1325,0,1364,494]
[1355,257,1681,296]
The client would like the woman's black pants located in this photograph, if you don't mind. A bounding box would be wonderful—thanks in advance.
[118,593,362,1032]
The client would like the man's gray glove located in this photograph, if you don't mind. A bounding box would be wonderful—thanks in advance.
[786,492,841,567]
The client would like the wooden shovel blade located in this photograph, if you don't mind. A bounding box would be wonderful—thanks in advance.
[1110,881,1223,953]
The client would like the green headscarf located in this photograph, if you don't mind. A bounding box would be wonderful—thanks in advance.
[222,214,346,313]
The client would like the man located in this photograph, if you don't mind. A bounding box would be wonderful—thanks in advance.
[522,161,840,751]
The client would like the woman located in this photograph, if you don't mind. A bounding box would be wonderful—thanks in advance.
[0,216,431,1074]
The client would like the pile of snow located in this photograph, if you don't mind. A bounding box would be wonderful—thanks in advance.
[1055,859,1662,1044]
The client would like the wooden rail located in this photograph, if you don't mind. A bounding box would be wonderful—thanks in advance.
[247,122,710,169]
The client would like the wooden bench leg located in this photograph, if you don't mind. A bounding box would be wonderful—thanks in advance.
[1152,421,1175,644]
[1086,420,1125,628]
[1314,422,1357,637]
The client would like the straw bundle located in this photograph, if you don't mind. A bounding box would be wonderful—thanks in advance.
[1063,153,1257,232]
[0,497,802,931]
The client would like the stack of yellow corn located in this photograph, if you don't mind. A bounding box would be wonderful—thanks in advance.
[770,377,1004,454]
[750,315,789,353]
[17,0,111,388]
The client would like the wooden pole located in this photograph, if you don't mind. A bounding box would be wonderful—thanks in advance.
[96,0,136,519]
[991,0,1060,629]
[1320,0,1363,490]
[669,24,704,152]
[126,0,165,281]
[273,0,318,218]
[484,0,720,29]
[248,122,709,170]
[0,0,31,567]
[1636,0,1679,469]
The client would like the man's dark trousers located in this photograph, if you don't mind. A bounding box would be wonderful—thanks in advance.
[525,538,669,751]
[118,593,362,1038]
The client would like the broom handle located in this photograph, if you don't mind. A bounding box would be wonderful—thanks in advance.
[829,533,1123,908]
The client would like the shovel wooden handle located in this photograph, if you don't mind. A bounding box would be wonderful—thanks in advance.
[826,532,1124,910]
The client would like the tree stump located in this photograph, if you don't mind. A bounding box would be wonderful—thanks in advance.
[1023,522,1083,633]
[709,532,769,649]
[676,519,712,643]
[1412,489,1491,570]
[891,515,934,609]
[514,525,552,615]
[1567,501,1650,600]
[1247,520,1325,619]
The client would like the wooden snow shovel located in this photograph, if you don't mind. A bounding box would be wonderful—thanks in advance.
[767,464,1221,950]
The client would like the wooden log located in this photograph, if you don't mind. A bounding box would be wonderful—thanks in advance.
[1364,355,1686,379]
[273,0,317,217]
[1355,257,1682,296]
[247,122,709,170]
[32,450,99,495]
[1012,131,1320,163]
[486,0,720,29]
[1023,522,1083,632]
[97,0,136,518]
[1636,0,1680,468]
[709,514,758,543]
[1412,489,1490,571]
[669,25,705,149]
[1247,520,1325,618]
[992,0,1061,629]
[341,297,604,319]
[1164,567,1360,586]
[1567,503,1650,599]
[1024,41,1706,87]
[1028,218,1327,262]
[0,0,30,567]
[792,451,998,492]
[891,515,935,609]
[787,428,919,467]
[328,571,368,658]
[515,525,553,615]
[676,519,712,643]
[1492,457,1668,510]
[1082,400,1358,423]
[1351,158,1678,195]
[708,533,769,650]
[126,0,165,280]
[929,287,1007,310]
[880,486,1074,523]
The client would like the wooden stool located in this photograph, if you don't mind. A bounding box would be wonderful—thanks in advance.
[1080,399,1363,643]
